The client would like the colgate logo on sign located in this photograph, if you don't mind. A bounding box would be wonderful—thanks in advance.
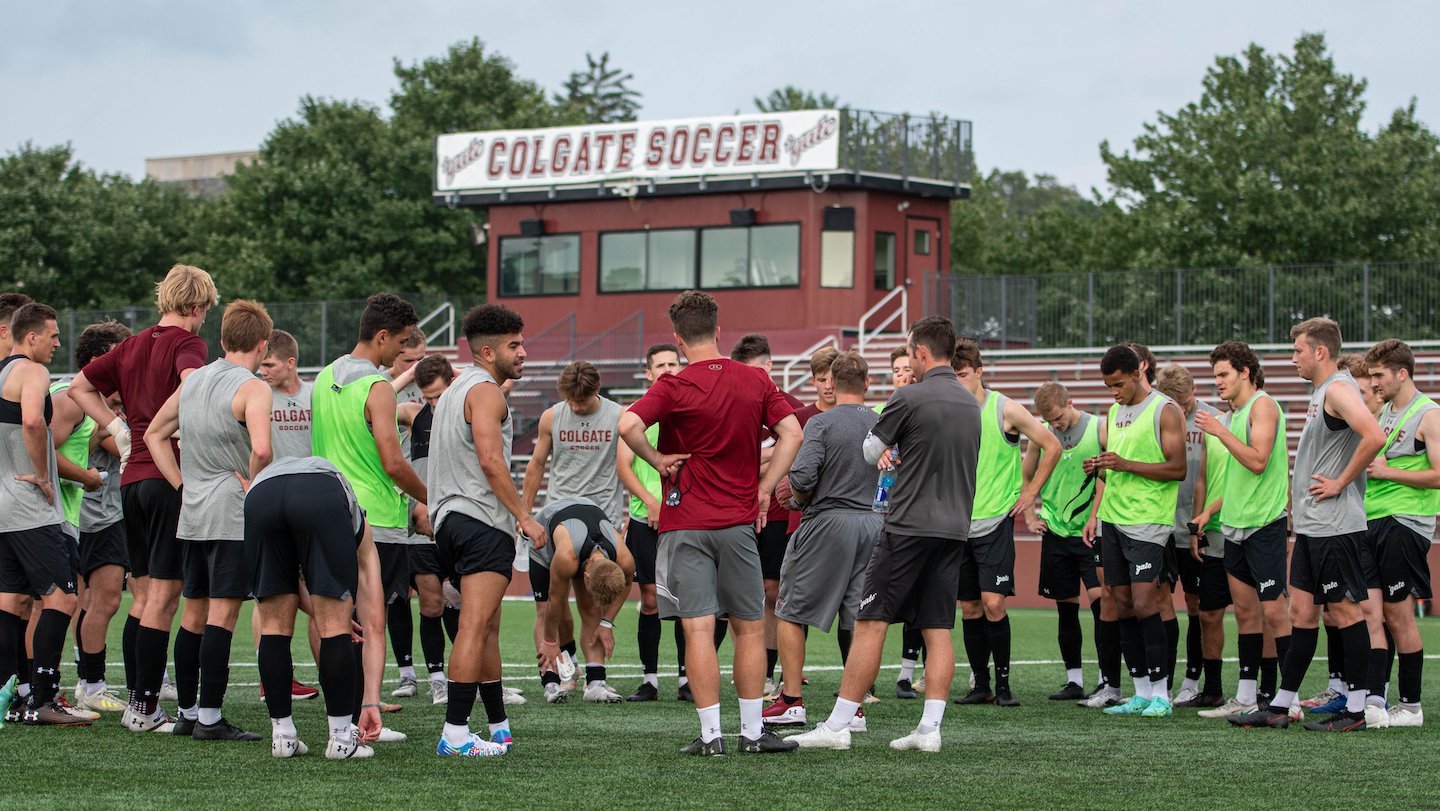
[784,114,838,166]
[443,137,485,186]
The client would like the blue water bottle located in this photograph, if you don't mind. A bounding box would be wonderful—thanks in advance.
[872,468,896,513]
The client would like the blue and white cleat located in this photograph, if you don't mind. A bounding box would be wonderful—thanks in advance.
[437,733,508,758]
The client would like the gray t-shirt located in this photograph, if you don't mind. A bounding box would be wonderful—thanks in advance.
[80,445,122,533]
[547,397,624,525]
[270,380,313,460]
[385,369,424,458]
[869,366,980,540]
[1376,397,1438,538]
[790,403,882,517]
[178,358,256,542]
[429,366,514,536]
[250,455,364,536]
[1292,371,1367,536]
[528,496,617,570]
[1174,400,1221,543]
[0,357,64,533]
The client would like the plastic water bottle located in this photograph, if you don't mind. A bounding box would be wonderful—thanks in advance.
[872,468,896,513]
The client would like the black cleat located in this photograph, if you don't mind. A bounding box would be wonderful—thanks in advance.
[1048,682,1085,701]
[954,687,995,705]
[172,716,196,737]
[895,679,918,699]
[739,729,799,753]
[1228,707,1291,729]
[192,718,263,741]
[680,736,726,756]
[676,682,694,702]
[627,682,659,702]
[995,688,1021,707]
[1256,691,1274,708]
[1175,693,1226,709]
[1303,712,1366,732]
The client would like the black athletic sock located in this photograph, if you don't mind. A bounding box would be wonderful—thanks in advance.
[1366,646,1389,699]
[198,624,233,713]
[541,670,561,686]
[1277,625,1318,696]
[1339,622,1370,707]
[837,628,853,665]
[961,617,991,689]
[479,680,506,725]
[446,680,478,727]
[1139,614,1168,688]
[350,642,365,723]
[766,648,778,679]
[31,609,69,704]
[78,647,104,686]
[1184,617,1202,680]
[1202,658,1223,696]
[988,616,1012,689]
[586,664,607,684]
[1398,650,1424,704]
[902,625,925,662]
[1275,634,1291,679]
[637,611,661,675]
[122,614,140,692]
[0,611,19,685]
[1383,628,1396,687]
[1163,617,1180,688]
[134,625,171,712]
[173,627,203,710]
[713,619,728,650]
[1260,657,1278,697]
[14,621,28,689]
[73,609,86,674]
[258,635,294,720]
[1237,632,1262,685]
[673,620,687,678]
[442,605,460,643]
[1323,622,1344,681]
[317,635,355,719]
[1056,602,1082,671]
[561,639,578,659]
[387,600,414,671]
[1097,619,1121,687]
[419,615,446,674]
[1118,616,1146,685]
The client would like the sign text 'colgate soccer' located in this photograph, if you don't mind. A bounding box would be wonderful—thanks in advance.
[435,110,841,192]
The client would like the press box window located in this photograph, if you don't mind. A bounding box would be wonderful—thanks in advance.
[820,231,854,288]
[874,232,896,290]
[599,230,697,292]
[498,235,580,296]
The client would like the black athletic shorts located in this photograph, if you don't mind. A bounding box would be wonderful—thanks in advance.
[181,539,254,600]
[1161,537,1180,589]
[248,473,363,601]
[1223,517,1289,601]
[1290,532,1372,604]
[855,531,964,629]
[434,513,514,582]
[373,541,411,606]
[1178,546,1232,611]
[121,479,184,580]
[79,522,128,580]
[0,525,78,597]
[628,518,659,585]
[958,516,1016,600]
[1101,526,1169,586]
[756,521,790,581]
[408,543,444,579]
[1369,517,1434,602]
[1038,531,1099,600]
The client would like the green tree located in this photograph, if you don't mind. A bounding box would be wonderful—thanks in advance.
[557,51,642,124]
[754,86,839,112]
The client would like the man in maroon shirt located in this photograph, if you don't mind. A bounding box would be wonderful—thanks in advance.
[69,264,217,732]
[620,291,802,756]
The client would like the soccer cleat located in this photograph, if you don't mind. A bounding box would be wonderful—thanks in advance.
[391,676,418,698]
[544,683,569,704]
[430,680,448,705]
[679,736,727,756]
[1172,685,1199,705]
[122,706,176,733]
[272,734,309,758]
[1175,693,1226,709]
[995,688,1020,707]
[913,674,926,692]
[1198,698,1256,719]
[740,729,798,753]
[1364,704,1390,729]
[676,682,694,702]
[1048,682,1085,701]
[1227,706,1291,728]
[326,729,375,760]
[1387,705,1424,728]
[159,681,178,702]
[193,718,263,741]
[582,681,623,703]
[55,694,100,721]
[22,699,93,726]
[502,685,524,697]
[0,676,14,729]
[290,678,319,701]
[380,702,403,713]
[785,723,851,750]
[1303,712,1365,732]
[502,690,526,706]
[436,732,507,758]
[889,726,942,752]
[1140,696,1173,717]
[953,687,995,705]
[1308,691,1348,715]
[761,699,807,727]
[863,691,881,705]
[1080,685,1123,708]
[627,682,659,702]
[1301,687,1342,709]
[490,727,514,752]
[74,686,127,713]
[848,709,868,733]
[762,677,778,700]
[172,716,196,737]
[376,726,407,742]
[1103,696,1153,716]
[895,678,918,699]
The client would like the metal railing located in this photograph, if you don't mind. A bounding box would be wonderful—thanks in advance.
[839,109,974,190]
[781,334,840,393]
[417,302,456,349]
[858,286,908,352]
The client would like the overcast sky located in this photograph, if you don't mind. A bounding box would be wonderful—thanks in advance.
[5,0,1435,194]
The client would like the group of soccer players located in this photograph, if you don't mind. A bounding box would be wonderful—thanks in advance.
[0,267,1430,762]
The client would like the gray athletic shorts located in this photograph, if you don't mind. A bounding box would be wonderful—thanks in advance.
[656,525,764,622]
[775,510,883,633]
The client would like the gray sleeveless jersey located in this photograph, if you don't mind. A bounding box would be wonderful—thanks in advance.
[528,496,617,570]
[1292,371,1367,536]
[429,366,514,535]
[80,445,123,533]
[177,358,256,541]
[270,380,313,460]
[0,359,64,532]
[250,455,364,536]
[385,369,424,458]
[1378,397,1439,538]
[547,397,623,523]
[1174,401,1221,540]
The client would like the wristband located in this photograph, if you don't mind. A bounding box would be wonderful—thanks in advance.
[599,619,614,630]
[362,703,382,710]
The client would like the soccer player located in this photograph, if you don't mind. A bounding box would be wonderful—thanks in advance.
[789,316,979,752]
[521,360,624,702]
[620,291,801,756]
[1185,385,1234,709]
[0,293,34,720]
[616,343,682,702]
[1230,318,1385,731]
[432,304,542,758]
[1194,341,1292,720]
[146,300,275,740]
[382,327,428,697]
[1362,339,1436,727]
[884,346,930,698]
[762,351,883,731]
[0,303,90,726]
[250,456,385,759]
[951,339,1060,707]
[69,264,217,733]
[1025,381,1105,702]
[260,329,313,460]
[1086,345,1186,719]
[532,497,635,704]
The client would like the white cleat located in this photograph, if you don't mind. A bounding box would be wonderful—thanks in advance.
[391,676,418,698]
[272,734,309,758]
[1173,685,1199,705]
[582,681,623,703]
[502,685,524,697]
[1364,704,1391,729]
[544,683,569,704]
[1197,697,1256,719]
[1080,685,1123,709]
[376,726,408,742]
[429,680,448,705]
[1388,705,1424,728]
[503,690,527,705]
[121,706,176,733]
[762,678,778,700]
[159,682,178,702]
[890,726,942,752]
[326,730,375,760]
[848,711,868,733]
[785,723,851,750]
[74,687,127,713]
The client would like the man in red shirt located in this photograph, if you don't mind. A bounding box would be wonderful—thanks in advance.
[620,291,802,756]
[69,264,217,733]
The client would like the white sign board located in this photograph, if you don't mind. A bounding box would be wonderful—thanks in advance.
[435,110,841,193]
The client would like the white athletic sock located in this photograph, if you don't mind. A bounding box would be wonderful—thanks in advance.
[179,704,198,721]
[1067,668,1084,687]
[1151,677,1169,701]
[399,666,416,680]
[1236,678,1257,705]
[899,658,918,682]
[487,719,509,735]
[198,707,222,726]
[16,683,29,697]
[824,698,861,732]
[697,703,722,743]
[1180,677,1198,694]
[1273,688,1298,711]
[1328,677,1346,693]
[1347,688,1368,714]
[442,722,471,746]
[644,673,658,688]
[94,679,108,694]
[327,715,352,739]
[271,715,297,737]
[918,699,946,734]
[1366,692,1386,708]
[677,676,689,688]
[429,671,446,686]
[738,697,763,740]
[1133,677,1152,700]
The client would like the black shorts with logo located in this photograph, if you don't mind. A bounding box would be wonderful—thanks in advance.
[78,521,128,580]
[0,525,78,597]
[1223,516,1289,601]
[855,531,964,629]
[248,473,363,601]
[1101,526,1170,586]
[374,541,411,606]
[181,539,254,600]
[1369,517,1434,602]
[756,521,790,581]
[958,516,1016,600]
[1290,532,1373,605]
[628,518,659,585]
[1177,544,1232,611]
[408,543,444,579]
[434,513,514,582]
[121,479,184,580]
[1038,531,1099,600]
